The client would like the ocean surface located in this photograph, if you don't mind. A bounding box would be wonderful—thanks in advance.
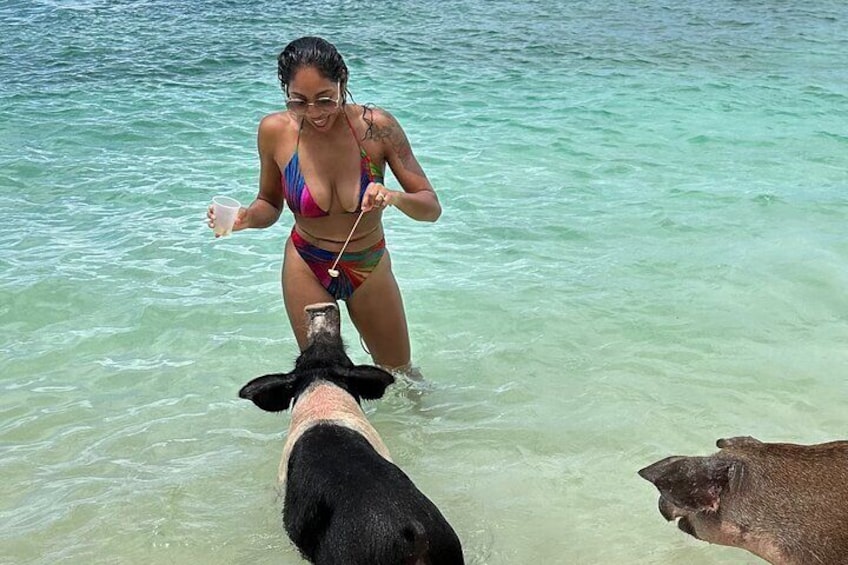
[1,0,847,563]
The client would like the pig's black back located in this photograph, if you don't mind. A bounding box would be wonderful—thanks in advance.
[284,423,464,565]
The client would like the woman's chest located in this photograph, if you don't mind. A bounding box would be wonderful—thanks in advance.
[290,137,382,204]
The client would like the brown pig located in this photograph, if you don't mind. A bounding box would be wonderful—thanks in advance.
[639,436,848,565]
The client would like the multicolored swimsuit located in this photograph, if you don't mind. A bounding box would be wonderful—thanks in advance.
[283,113,386,301]
[290,229,386,301]
[282,113,383,217]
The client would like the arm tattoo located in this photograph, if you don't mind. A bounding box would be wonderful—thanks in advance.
[368,110,424,175]
[361,104,376,141]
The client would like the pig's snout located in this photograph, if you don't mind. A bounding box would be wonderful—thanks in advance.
[658,496,701,540]
[657,496,678,521]
[305,302,341,341]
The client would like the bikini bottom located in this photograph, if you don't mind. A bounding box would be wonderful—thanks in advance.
[290,228,386,301]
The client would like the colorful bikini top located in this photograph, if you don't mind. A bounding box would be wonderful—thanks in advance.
[282,113,384,217]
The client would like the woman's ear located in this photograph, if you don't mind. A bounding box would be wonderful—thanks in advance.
[239,373,300,412]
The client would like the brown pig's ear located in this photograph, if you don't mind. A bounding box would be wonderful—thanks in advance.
[717,436,763,449]
[638,456,742,513]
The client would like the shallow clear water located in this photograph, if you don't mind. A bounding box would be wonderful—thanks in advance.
[1,1,847,563]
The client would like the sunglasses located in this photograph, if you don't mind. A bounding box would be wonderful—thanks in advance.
[285,83,341,115]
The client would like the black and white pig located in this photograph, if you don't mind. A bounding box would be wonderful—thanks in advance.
[239,302,464,565]
[639,436,848,565]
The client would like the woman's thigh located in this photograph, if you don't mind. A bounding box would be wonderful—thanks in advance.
[346,251,411,369]
[282,238,335,351]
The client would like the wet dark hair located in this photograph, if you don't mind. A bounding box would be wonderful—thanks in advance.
[277,36,349,100]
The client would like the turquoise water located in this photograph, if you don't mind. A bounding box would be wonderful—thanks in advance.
[2,1,847,563]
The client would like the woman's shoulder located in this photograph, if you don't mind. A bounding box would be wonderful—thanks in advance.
[259,111,299,137]
[357,104,399,128]
[348,104,404,144]
[257,111,299,155]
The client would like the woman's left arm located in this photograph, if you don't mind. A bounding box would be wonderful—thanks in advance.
[361,108,441,222]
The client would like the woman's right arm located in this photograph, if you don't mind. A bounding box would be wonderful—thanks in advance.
[239,115,286,230]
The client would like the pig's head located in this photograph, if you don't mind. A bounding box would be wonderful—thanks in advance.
[639,436,848,565]
[239,303,394,412]
[638,446,745,540]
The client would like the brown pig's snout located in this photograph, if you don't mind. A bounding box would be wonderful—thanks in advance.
[657,496,677,522]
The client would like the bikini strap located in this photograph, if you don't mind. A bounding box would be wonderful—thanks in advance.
[343,111,377,182]
[343,111,361,145]
[294,117,305,151]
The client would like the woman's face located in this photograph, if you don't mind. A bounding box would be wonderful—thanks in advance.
[286,66,343,132]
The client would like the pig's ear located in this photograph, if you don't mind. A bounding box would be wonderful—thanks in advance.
[717,436,763,449]
[638,456,742,513]
[340,365,395,400]
[239,373,299,412]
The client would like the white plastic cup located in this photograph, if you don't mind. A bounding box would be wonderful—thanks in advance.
[212,196,241,237]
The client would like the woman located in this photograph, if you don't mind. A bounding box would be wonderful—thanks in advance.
[208,36,440,373]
